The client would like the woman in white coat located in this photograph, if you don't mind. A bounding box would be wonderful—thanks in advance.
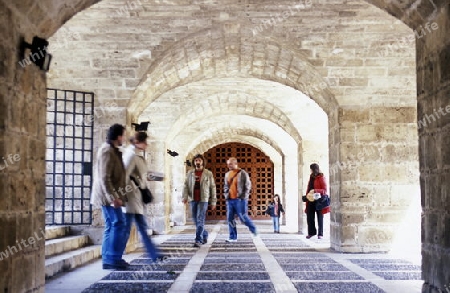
[122,132,162,261]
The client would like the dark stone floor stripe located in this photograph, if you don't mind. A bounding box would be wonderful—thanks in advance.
[349,259,413,264]
[200,264,266,271]
[82,282,173,293]
[102,271,179,281]
[293,281,385,293]
[276,258,339,264]
[196,272,270,280]
[120,264,186,271]
[372,271,422,280]
[206,252,260,257]
[203,258,262,264]
[189,282,276,293]
[286,271,364,280]
[131,258,191,265]
[355,264,421,271]
[280,264,351,271]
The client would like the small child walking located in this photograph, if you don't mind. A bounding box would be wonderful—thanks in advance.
[265,194,285,233]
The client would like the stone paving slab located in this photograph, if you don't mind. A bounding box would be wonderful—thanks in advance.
[372,271,422,280]
[101,271,179,281]
[196,272,270,280]
[263,242,310,247]
[267,248,317,252]
[286,271,364,280]
[276,258,339,264]
[272,252,331,258]
[280,264,350,271]
[131,258,191,265]
[353,263,421,271]
[293,281,385,293]
[207,252,260,257]
[200,263,266,271]
[82,282,173,293]
[189,282,275,293]
[210,248,258,252]
[121,264,186,272]
[203,258,262,264]
[349,259,413,264]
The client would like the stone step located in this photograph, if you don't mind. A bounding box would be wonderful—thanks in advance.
[45,245,102,279]
[45,235,90,258]
[45,226,71,240]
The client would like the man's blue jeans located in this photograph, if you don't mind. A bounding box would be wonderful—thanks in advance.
[272,216,280,232]
[101,206,127,265]
[226,199,257,240]
[190,201,208,243]
[125,213,161,261]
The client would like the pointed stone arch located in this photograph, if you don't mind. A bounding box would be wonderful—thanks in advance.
[164,91,303,145]
[128,24,338,121]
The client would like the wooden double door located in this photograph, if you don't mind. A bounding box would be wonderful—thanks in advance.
[203,142,274,220]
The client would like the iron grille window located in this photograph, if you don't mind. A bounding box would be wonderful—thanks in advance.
[45,89,94,225]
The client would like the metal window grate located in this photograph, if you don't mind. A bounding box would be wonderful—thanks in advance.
[45,88,94,225]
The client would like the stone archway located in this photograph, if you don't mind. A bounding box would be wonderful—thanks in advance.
[2,1,450,293]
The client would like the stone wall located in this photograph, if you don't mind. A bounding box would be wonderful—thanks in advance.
[418,4,450,293]
[1,0,449,292]
[0,2,47,292]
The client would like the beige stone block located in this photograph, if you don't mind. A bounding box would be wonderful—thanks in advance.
[369,107,416,123]
[358,164,384,181]
[355,67,386,76]
[326,59,363,67]
[339,107,370,125]
[339,126,356,143]
[357,226,395,247]
[366,210,405,223]
[381,144,418,162]
[341,213,365,226]
[356,125,416,143]
[308,59,324,66]
[340,143,380,162]
[328,68,354,78]
[339,78,368,86]
[340,226,357,245]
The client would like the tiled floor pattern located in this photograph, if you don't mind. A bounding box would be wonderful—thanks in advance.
[79,222,422,293]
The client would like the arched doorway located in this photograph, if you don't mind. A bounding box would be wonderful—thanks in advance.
[204,142,274,220]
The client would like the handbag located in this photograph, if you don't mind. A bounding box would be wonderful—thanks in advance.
[315,194,330,211]
[130,176,153,204]
[140,187,153,204]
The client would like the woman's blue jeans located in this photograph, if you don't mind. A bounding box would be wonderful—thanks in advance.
[125,213,161,261]
[272,216,280,232]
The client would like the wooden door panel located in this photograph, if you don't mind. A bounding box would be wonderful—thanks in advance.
[203,143,274,220]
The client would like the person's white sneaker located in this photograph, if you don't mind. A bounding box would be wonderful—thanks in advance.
[225,239,237,242]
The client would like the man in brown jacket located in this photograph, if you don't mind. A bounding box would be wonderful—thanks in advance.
[91,123,129,269]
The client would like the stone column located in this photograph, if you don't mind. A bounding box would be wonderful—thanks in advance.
[334,106,419,253]
[418,6,450,293]
[147,141,169,234]
[283,152,299,233]
[0,3,46,292]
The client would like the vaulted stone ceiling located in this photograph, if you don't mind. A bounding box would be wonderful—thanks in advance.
[47,0,416,160]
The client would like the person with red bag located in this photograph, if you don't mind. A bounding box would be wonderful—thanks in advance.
[302,163,330,239]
